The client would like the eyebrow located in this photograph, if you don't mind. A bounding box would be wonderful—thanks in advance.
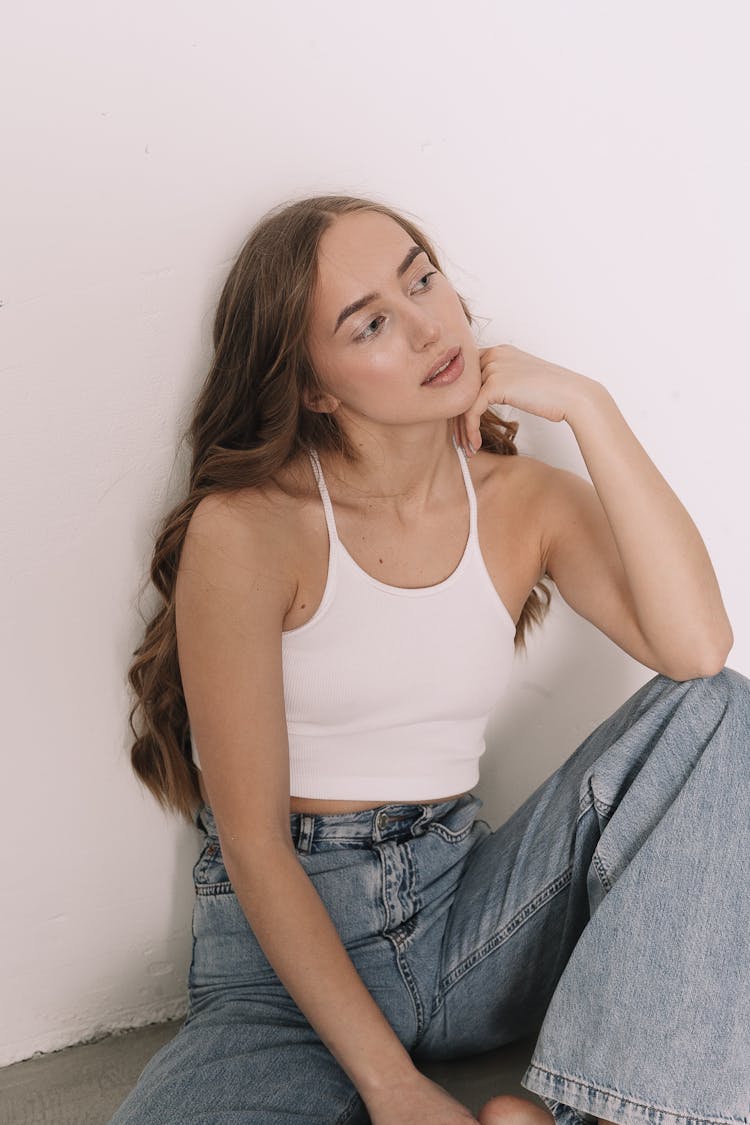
[333,244,428,335]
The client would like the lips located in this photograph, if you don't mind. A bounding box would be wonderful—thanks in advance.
[421,346,461,385]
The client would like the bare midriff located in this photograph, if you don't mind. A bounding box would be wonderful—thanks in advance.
[196,769,466,815]
[289,792,469,815]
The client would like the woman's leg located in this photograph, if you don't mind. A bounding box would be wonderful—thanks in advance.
[107,806,388,1125]
[107,1005,367,1124]
[410,668,750,1125]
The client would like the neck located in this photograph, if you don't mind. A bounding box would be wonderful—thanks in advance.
[320,420,459,512]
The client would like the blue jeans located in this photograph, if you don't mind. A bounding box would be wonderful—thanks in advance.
[109,668,750,1125]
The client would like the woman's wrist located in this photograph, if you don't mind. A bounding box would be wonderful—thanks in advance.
[355,1047,421,1100]
[562,372,614,429]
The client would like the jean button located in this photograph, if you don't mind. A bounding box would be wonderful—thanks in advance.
[376,810,388,830]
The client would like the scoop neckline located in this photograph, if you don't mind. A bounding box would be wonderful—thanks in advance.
[326,440,474,597]
[285,442,518,633]
[335,522,473,596]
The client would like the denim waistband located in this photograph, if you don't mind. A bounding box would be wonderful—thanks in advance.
[194,793,474,853]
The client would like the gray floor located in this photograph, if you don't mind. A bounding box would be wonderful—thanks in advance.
[0,1020,542,1124]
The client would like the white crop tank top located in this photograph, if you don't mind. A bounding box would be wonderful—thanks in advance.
[191,437,516,800]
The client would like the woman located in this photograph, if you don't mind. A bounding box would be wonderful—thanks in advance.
[111,194,748,1125]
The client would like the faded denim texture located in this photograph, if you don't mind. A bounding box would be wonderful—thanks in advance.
[110,668,750,1125]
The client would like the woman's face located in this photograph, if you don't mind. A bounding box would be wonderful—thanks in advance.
[306,210,482,430]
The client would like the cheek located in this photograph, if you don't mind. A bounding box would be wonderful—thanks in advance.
[335,337,405,387]
[318,353,397,405]
[361,347,405,378]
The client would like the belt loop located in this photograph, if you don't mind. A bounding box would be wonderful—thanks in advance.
[411,803,435,836]
[296,812,315,854]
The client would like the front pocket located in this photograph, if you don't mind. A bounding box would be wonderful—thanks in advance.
[192,838,234,895]
[426,794,483,843]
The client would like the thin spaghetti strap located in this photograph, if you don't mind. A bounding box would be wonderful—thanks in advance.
[308,448,340,544]
[452,436,478,542]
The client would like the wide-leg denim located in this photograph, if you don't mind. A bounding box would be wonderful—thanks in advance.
[109,667,750,1125]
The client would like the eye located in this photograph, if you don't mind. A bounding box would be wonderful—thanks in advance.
[414,270,438,290]
[354,271,439,342]
[357,316,385,341]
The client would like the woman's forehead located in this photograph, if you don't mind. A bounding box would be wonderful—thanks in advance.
[313,211,421,321]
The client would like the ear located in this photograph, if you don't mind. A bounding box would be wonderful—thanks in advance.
[302,388,340,414]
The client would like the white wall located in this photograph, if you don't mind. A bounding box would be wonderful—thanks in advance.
[2,0,748,1066]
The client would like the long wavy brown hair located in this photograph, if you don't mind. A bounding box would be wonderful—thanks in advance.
[127,193,552,822]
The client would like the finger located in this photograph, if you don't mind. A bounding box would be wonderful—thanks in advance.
[465,388,499,448]
[479,344,503,365]
[468,417,480,453]
[460,417,474,452]
[464,394,485,446]
[478,353,496,385]
[454,415,467,454]
[460,414,469,454]
[469,416,480,453]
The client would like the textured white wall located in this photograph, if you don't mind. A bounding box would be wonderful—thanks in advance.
[2,0,747,1065]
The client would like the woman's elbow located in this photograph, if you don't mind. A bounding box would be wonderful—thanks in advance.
[662,626,734,682]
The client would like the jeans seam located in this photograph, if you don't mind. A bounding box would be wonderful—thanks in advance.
[427,821,475,843]
[578,785,614,821]
[195,882,234,896]
[524,1061,749,1125]
[592,850,612,892]
[433,866,574,1006]
[377,839,426,1042]
[385,930,426,1040]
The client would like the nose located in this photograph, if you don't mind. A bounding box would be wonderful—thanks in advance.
[406,302,441,350]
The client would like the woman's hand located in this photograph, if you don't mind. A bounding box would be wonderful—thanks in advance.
[453,344,602,454]
[363,1070,480,1124]
[457,345,732,678]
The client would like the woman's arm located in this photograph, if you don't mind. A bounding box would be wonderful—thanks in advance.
[461,346,733,679]
[176,494,421,1104]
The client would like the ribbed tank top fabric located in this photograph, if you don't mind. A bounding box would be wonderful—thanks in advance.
[191,437,516,799]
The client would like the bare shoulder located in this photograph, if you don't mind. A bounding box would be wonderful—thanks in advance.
[462,448,571,619]
[177,463,319,850]
[473,446,565,507]
[479,448,612,580]
[181,454,317,607]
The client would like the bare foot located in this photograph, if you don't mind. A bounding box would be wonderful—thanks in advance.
[477,1094,555,1125]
